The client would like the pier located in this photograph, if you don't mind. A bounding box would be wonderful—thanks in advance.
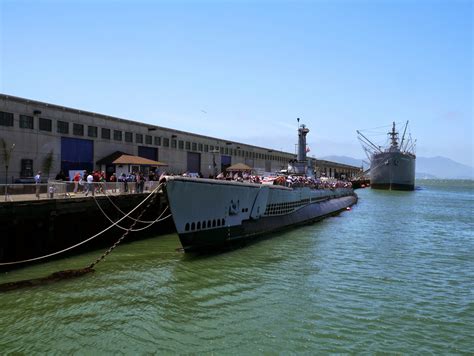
[0,182,173,269]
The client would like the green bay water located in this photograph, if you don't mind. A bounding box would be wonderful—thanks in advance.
[0,180,473,354]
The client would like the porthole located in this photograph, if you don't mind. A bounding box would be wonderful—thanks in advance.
[222,219,225,226]
[185,223,190,231]
[197,221,201,230]
[213,220,216,227]
[208,220,211,228]
[202,221,206,229]
[217,219,221,227]
[191,222,195,231]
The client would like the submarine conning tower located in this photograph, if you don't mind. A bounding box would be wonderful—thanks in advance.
[294,124,310,174]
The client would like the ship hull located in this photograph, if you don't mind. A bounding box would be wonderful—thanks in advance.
[177,195,356,251]
[163,177,357,252]
[370,151,415,191]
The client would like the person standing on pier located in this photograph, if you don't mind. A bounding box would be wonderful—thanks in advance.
[85,172,94,196]
[34,171,42,199]
[73,172,81,193]
[109,173,117,193]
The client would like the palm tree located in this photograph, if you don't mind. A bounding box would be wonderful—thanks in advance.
[1,139,15,201]
[42,150,54,180]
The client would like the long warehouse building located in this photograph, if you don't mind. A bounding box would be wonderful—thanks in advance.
[0,94,361,183]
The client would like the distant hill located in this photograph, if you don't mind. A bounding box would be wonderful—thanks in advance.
[417,156,473,179]
[319,155,473,179]
[318,155,367,169]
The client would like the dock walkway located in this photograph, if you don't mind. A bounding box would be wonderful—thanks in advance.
[0,181,160,203]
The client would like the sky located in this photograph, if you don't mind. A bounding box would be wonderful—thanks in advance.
[0,0,472,166]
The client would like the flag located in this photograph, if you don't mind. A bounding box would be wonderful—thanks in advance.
[305,146,311,153]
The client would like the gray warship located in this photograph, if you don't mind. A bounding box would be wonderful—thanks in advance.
[358,121,416,191]
[162,124,357,252]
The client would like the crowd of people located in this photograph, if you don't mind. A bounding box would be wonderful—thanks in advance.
[214,172,352,189]
[56,170,164,196]
[49,168,351,198]
[177,170,352,189]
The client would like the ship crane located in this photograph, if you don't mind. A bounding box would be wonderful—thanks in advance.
[357,130,382,161]
[400,120,409,152]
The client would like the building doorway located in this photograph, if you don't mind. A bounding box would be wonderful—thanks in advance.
[187,152,201,174]
[221,155,231,173]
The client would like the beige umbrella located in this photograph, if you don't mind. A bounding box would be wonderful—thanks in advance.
[226,163,252,171]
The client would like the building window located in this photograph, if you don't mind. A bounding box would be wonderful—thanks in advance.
[185,141,191,150]
[20,159,34,177]
[192,142,197,151]
[88,126,97,138]
[204,144,208,152]
[57,121,69,134]
[0,111,14,127]
[136,133,143,143]
[19,115,34,129]
[114,130,122,141]
[125,132,133,142]
[101,128,111,139]
[154,136,161,146]
[73,123,84,136]
[209,145,214,151]
[163,138,169,147]
[145,135,152,145]
[171,139,177,148]
[198,143,203,152]
[39,118,52,132]
[224,148,228,154]
[178,140,184,149]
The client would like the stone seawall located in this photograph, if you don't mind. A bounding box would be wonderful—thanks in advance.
[0,193,174,270]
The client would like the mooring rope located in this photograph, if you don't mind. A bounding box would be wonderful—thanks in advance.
[92,195,171,232]
[0,183,163,266]
[100,184,165,224]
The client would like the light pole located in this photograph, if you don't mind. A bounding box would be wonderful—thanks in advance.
[210,149,220,177]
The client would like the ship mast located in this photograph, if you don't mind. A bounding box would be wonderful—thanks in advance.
[388,122,399,150]
[400,120,409,152]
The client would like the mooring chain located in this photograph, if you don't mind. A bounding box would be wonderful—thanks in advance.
[87,188,162,270]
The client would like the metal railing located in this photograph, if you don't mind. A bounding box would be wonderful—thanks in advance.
[0,181,162,202]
